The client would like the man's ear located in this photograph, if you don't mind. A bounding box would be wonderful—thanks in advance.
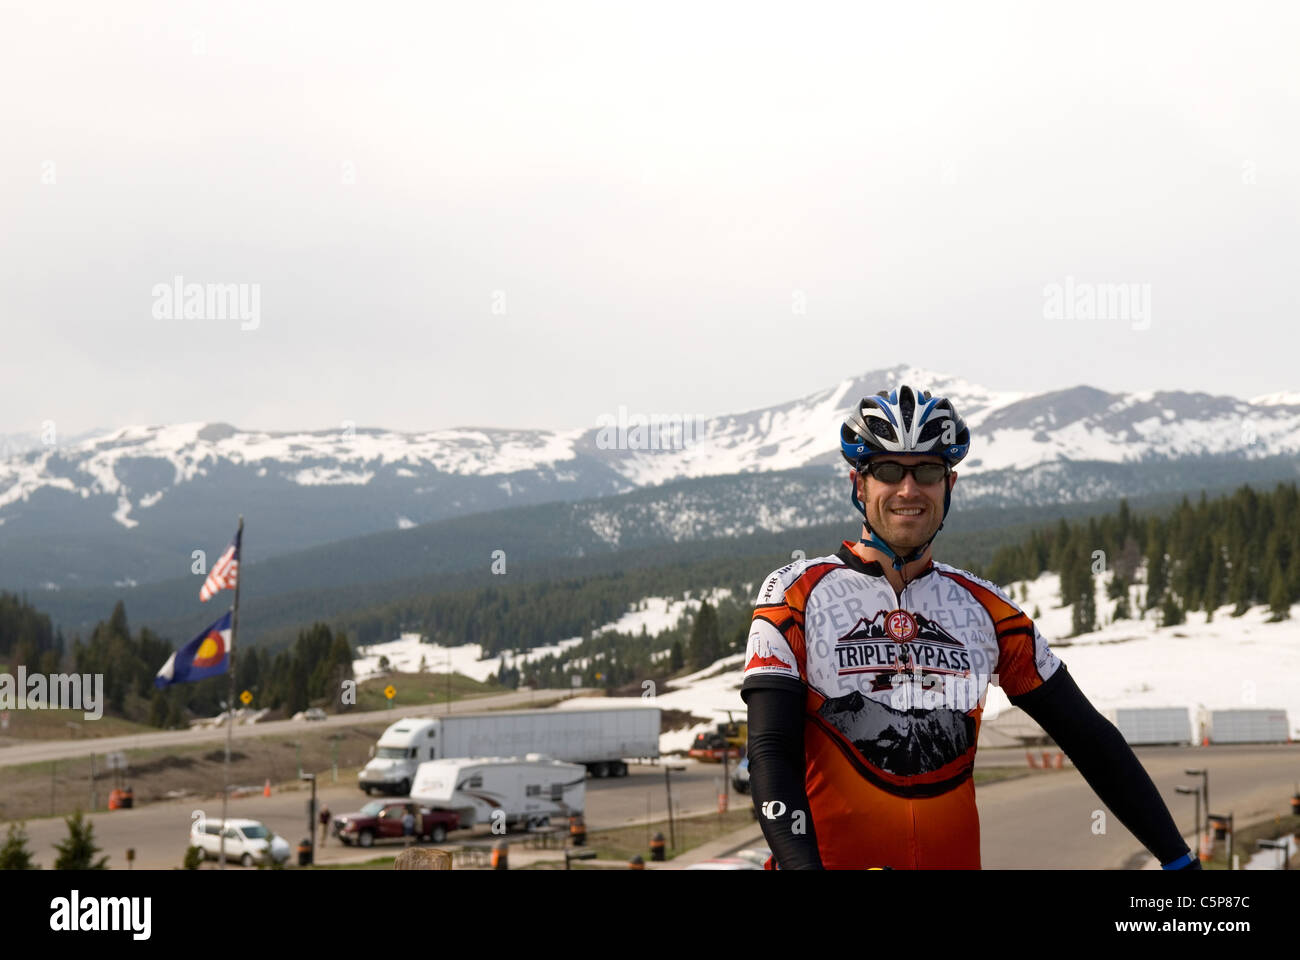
[948,471,958,492]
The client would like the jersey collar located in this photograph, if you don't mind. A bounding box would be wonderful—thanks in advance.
[837,540,935,580]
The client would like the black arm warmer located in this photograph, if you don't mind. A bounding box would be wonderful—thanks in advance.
[743,683,824,869]
[1011,665,1195,867]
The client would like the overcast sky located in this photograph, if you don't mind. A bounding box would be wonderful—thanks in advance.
[2,1,1297,439]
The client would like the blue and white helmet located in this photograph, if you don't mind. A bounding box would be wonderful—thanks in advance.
[840,385,970,468]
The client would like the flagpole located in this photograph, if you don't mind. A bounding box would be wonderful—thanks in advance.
[220,515,243,871]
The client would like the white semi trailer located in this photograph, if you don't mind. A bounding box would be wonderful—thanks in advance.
[1106,707,1192,746]
[359,706,660,795]
[1206,709,1291,744]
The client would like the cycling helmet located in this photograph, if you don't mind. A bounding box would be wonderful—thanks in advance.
[840,386,969,468]
[840,385,970,571]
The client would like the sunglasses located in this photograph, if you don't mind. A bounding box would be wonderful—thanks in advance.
[859,461,950,485]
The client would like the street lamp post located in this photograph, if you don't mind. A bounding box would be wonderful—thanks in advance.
[664,764,686,850]
[301,772,317,866]
[1208,811,1234,868]
[1185,768,1208,852]
[1175,786,1200,860]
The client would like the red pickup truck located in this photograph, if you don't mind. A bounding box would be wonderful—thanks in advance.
[332,799,459,847]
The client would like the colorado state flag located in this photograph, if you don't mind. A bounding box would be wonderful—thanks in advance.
[155,611,232,688]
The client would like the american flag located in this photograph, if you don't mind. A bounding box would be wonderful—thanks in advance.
[200,528,241,602]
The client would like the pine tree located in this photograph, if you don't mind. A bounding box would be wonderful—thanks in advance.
[148,691,167,728]
[1112,592,1131,622]
[1144,523,1167,610]
[1227,562,1250,617]
[0,822,37,869]
[1116,499,1133,546]
[1160,593,1185,629]
[1107,572,1128,601]
[1203,551,1223,622]
[689,601,720,670]
[1072,567,1097,637]
[670,640,684,671]
[53,810,108,870]
[1267,568,1291,622]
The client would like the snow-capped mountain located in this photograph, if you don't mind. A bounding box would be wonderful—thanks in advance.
[2,366,1298,590]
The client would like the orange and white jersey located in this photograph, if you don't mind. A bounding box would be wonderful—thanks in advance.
[741,540,1062,869]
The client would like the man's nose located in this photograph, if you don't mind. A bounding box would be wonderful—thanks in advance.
[896,472,923,496]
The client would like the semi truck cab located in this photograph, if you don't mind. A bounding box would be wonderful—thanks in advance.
[359,718,439,795]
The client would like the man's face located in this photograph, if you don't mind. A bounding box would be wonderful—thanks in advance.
[854,453,957,551]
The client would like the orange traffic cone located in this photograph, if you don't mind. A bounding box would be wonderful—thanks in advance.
[1026,751,1039,769]
[263,778,272,797]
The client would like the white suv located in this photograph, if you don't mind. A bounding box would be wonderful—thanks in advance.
[190,818,291,867]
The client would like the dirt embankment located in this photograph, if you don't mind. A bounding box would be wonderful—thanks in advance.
[0,723,390,823]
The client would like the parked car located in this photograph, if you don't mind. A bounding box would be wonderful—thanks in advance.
[732,846,771,868]
[332,799,459,847]
[190,818,291,867]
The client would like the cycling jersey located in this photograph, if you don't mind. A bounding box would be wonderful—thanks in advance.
[740,540,1062,869]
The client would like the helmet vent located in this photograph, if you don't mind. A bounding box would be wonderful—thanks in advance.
[899,386,915,433]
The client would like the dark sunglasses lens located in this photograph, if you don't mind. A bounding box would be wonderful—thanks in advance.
[866,462,947,484]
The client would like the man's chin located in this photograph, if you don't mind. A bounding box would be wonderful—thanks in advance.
[880,525,938,551]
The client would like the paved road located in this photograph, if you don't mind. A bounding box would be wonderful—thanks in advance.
[13,743,1297,869]
[0,688,585,768]
[976,743,1300,868]
[14,757,738,869]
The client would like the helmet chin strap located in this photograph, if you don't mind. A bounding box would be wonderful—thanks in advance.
[850,478,953,572]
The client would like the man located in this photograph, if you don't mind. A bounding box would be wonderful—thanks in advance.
[741,385,1199,870]
[319,802,331,847]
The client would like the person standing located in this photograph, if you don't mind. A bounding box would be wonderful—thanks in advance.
[742,384,1199,870]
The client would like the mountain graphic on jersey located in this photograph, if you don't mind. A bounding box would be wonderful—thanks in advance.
[745,651,792,671]
[840,609,963,645]
[834,610,972,688]
[816,689,975,779]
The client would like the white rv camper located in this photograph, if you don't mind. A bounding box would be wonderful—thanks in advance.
[410,755,587,831]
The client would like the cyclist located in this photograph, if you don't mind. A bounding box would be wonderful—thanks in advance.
[741,384,1200,870]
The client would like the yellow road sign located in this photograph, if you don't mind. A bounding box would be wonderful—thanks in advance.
[239,690,252,705]
[384,685,396,700]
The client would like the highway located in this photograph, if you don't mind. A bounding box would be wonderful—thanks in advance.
[0,688,585,769]
[10,743,1299,869]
